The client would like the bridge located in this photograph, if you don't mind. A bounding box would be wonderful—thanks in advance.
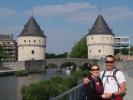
[0,58,99,73]
[46,58,99,71]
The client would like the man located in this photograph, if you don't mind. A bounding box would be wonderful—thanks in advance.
[82,55,126,100]
[100,55,126,100]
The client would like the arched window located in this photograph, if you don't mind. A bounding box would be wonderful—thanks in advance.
[98,49,101,53]
[31,50,34,54]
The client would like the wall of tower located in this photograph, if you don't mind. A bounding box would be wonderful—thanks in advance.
[18,36,46,61]
[87,35,114,59]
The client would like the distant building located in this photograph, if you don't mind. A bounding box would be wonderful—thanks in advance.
[87,15,115,59]
[115,36,130,50]
[0,34,17,61]
[17,16,46,61]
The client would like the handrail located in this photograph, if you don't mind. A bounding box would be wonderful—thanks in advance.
[50,83,83,100]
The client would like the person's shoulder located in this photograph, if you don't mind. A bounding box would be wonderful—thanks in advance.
[100,70,105,73]
[100,70,105,77]
[115,69,124,76]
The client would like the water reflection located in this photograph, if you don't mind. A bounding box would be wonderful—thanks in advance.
[0,68,65,100]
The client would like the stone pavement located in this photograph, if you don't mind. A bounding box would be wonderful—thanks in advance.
[124,73,133,100]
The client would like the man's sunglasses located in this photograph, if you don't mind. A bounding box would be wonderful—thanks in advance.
[91,68,99,71]
[105,61,114,63]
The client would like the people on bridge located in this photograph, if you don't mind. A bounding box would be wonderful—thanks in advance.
[79,64,112,100]
[81,55,127,100]
[65,67,71,76]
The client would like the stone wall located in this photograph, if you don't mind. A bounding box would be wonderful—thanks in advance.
[25,60,46,72]
[2,61,25,70]
[2,60,46,72]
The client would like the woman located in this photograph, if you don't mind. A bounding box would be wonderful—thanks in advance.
[79,64,111,100]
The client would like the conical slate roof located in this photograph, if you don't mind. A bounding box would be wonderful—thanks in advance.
[88,15,115,36]
[18,17,46,37]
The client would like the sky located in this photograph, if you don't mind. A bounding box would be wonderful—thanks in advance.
[0,0,133,54]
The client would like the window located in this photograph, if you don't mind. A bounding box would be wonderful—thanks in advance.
[31,50,34,54]
[98,50,101,53]
[29,40,30,43]
[90,50,91,52]
[34,40,36,43]
[24,40,26,43]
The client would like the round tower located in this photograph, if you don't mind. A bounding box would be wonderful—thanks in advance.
[87,15,115,59]
[18,17,46,61]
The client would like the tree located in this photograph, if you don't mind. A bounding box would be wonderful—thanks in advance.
[130,46,133,55]
[46,52,67,59]
[121,48,129,55]
[70,36,87,58]
[0,45,7,61]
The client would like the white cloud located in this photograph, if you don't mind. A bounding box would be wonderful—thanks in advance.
[24,2,96,17]
[23,2,133,24]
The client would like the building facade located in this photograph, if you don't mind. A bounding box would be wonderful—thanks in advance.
[18,17,46,61]
[0,34,17,61]
[115,36,130,50]
[87,15,115,59]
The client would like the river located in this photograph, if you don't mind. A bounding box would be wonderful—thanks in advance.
[0,68,66,100]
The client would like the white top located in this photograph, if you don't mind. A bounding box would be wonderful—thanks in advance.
[100,69,126,93]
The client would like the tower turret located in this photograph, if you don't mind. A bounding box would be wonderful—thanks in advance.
[87,15,115,59]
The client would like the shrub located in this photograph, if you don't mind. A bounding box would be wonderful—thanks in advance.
[21,76,78,100]
[15,70,28,77]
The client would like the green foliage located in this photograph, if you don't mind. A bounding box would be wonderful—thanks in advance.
[0,45,7,61]
[72,70,89,79]
[21,82,50,100]
[46,52,67,59]
[15,70,28,77]
[121,48,129,55]
[47,63,56,68]
[70,36,87,58]
[21,76,78,100]
[130,46,133,55]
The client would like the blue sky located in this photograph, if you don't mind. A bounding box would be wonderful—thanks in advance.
[0,0,133,54]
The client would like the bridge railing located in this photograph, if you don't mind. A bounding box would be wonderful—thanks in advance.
[50,83,82,100]
[50,61,133,100]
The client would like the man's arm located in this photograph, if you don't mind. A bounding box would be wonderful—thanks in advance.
[114,82,126,96]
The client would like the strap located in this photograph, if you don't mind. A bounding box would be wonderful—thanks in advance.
[101,70,106,80]
[102,69,120,90]
[113,69,120,90]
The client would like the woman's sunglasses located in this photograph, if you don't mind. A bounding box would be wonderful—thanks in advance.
[91,68,99,71]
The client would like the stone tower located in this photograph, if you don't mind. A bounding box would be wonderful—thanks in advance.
[87,15,115,59]
[18,17,46,61]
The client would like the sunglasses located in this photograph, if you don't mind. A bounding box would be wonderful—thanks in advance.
[91,68,99,71]
[105,61,114,63]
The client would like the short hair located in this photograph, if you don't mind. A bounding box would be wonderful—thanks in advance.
[105,55,115,61]
[90,64,100,70]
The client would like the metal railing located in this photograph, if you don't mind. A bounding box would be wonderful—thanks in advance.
[50,83,82,100]
[50,61,133,100]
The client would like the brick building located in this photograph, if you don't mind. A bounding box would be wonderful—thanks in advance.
[0,34,17,61]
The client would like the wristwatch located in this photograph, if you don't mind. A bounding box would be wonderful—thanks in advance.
[112,93,115,99]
